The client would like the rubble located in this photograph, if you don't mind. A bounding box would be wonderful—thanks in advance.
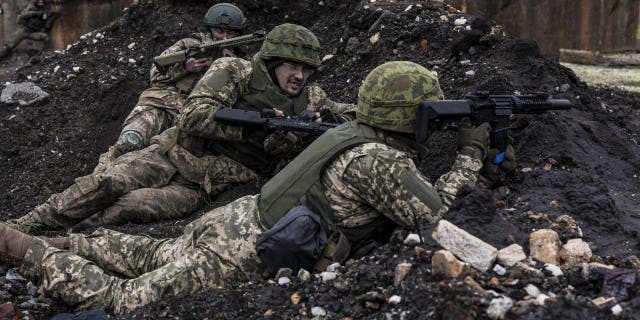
[432,220,498,272]
[497,244,527,267]
[0,82,50,106]
[529,229,562,265]
[432,250,470,278]
[559,238,593,266]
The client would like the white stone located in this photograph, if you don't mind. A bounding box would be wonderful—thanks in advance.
[560,238,592,266]
[388,295,402,304]
[92,39,98,44]
[493,264,506,276]
[404,4,413,12]
[521,167,533,173]
[394,262,412,285]
[498,244,527,267]
[460,59,471,65]
[128,58,137,64]
[611,304,622,316]
[53,66,60,73]
[321,271,337,282]
[128,42,136,49]
[72,67,81,73]
[66,44,72,50]
[536,294,549,306]
[465,70,476,77]
[321,54,334,62]
[404,233,422,246]
[529,229,561,264]
[432,220,498,272]
[277,277,290,285]
[326,262,340,273]
[486,296,513,320]
[454,18,467,26]
[311,306,327,317]
[544,263,564,277]
[524,284,541,298]
[369,32,380,45]
[297,269,311,282]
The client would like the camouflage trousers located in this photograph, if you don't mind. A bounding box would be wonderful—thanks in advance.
[21,195,265,315]
[11,143,255,232]
[0,27,48,58]
[94,105,178,173]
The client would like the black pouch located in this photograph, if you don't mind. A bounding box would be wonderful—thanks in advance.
[256,205,328,274]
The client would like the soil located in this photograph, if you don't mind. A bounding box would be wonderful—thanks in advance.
[0,0,639,319]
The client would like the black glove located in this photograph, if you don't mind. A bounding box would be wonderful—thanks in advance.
[319,108,341,124]
[478,144,516,188]
[458,121,490,156]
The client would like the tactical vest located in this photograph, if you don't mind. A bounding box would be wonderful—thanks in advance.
[209,58,313,174]
[23,8,47,32]
[258,121,383,243]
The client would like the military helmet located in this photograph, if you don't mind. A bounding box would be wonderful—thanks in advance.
[203,3,246,31]
[259,23,321,68]
[357,61,444,133]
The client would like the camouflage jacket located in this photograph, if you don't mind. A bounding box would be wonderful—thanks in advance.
[137,33,237,110]
[321,136,483,238]
[152,56,356,191]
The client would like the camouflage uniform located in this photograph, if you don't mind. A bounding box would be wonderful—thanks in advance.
[93,33,238,173]
[10,24,356,232]
[17,61,484,315]
[0,4,59,58]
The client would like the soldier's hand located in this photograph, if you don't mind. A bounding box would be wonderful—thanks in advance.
[458,120,490,156]
[478,144,516,188]
[184,57,211,72]
[263,132,299,156]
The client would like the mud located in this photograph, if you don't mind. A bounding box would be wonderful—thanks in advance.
[0,0,639,319]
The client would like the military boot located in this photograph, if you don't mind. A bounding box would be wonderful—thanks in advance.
[6,208,49,234]
[0,223,34,265]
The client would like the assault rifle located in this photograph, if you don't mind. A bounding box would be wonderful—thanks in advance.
[213,108,339,134]
[153,30,266,69]
[417,92,573,163]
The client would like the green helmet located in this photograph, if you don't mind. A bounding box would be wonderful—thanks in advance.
[357,61,444,133]
[203,3,246,31]
[259,23,321,68]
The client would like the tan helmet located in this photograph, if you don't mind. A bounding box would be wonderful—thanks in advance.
[258,23,321,68]
[357,61,444,133]
[203,3,246,31]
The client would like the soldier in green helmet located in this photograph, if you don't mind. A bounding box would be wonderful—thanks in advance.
[94,3,250,172]
[7,23,356,233]
[0,61,512,314]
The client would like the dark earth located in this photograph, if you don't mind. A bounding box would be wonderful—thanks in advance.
[0,0,639,319]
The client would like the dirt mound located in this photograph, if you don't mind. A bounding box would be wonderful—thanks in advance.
[0,0,639,319]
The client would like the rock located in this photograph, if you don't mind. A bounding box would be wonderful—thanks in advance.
[559,239,592,266]
[582,262,614,281]
[0,82,50,106]
[432,250,470,278]
[454,18,467,26]
[275,268,292,279]
[278,277,290,285]
[591,296,615,308]
[321,271,337,282]
[321,54,334,62]
[53,65,60,73]
[388,295,401,304]
[544,263,564,277]
[357,291,386,304]
[127,42,136,49]
[73,67,81,72]
[345,37,359,54]
[311,306,326,317]
[326,263,340,273]
[509,262,545,284]
[535,294,549,306]
[0,303,15,318]
[529,229,562,264]
[5,270,27,281]
[464,276,484,292]
[264,309,274,318]
[290,292,301,305]
[498,244,527,267]
[394,262,412,286]
[559,83,571,92]
[439,15,449,22]
[611,304,622,316]
[493,264,507,276]
[552,215,583,239]
[432,220,498,272]
[297,269,311,282]
[404,233,422,245]
[332,279,350,293]
[369,32,380,45]
[128,58,137,64]
[465,70,476,77]
[486,296,513,320]
[524,284,541,298]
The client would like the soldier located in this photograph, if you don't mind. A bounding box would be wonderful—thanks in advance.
[0,61,514,314]
[94,3,248,171]
[0,0,60,59]
[8,23,356,233]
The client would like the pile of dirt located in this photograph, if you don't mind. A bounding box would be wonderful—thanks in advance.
[0,0,639,319]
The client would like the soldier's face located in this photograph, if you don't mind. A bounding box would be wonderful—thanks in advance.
[274,61,313,96]
[211,27,239,40]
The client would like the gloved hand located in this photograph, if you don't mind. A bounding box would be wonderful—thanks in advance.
[478,144,516,188]
[457,121,490,156]
[319,109,340,123]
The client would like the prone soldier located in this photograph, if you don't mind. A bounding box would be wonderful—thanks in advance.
[0,61,514,314]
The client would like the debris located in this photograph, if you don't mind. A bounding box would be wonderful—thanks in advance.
[463,276,484,292]
[544,264,564,277]
[394,262,412,286]
[297,269,311,282]
[524,284,541,298]
[275,268,292,279]
[321,272,337,282]
[432,220,498,272]
[277,277,290,285]
[591,296,615,308]
[611,304,622,316]
[53,65,60,73]
[326,263,340,273]
[73,67,81,73]
[291,292,301,305]
[311,306,326,317]
[497,244,527,267]
[0,82,50,106]
[465,70,476,77]
[369,32,380,45]
[486,296,513,320]
[493,264,506,276]
[388,295,401,304]
[321,54,334,62]
[559,239,592,266]
[529,229,562,264]
[127,42,136,49]
[454,18,467,26]
[432,250,470,278]
[403,233,422,245]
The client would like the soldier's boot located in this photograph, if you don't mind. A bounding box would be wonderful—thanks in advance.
[0,223,34,265]
[6,204,54,234]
